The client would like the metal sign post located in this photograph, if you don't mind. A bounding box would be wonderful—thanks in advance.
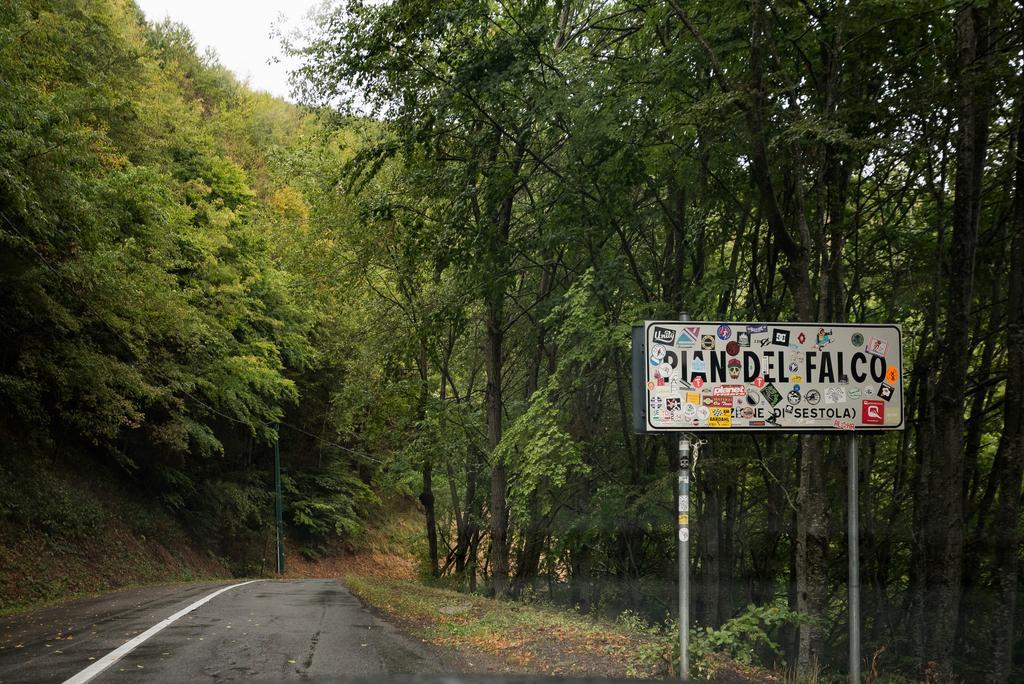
[678,436,691,681]
[847,434,860,682]
[274,425,285,575]
[631,318,904,682]
[677,311,691,681]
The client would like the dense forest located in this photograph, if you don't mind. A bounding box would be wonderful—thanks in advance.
[2,0,1023,681]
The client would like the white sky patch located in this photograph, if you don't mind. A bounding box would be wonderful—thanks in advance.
[135,0,324,101]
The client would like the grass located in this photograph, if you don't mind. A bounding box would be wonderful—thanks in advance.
[345,574,667,678]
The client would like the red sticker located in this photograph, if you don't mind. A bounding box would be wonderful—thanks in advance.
[862,400,884,425]
[692,377,704,388]
[753,376,766,389]
[726,341,740,356]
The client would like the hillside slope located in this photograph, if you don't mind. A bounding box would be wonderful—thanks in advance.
[0,0,377,612]
[282,498,425,581]
[0,447,228,613]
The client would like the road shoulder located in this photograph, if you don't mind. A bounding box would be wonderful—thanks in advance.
[342,575,666,679]
[0,581,234,683]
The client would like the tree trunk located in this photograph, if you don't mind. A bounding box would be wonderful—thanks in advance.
[513,263,555,595]
[486,288,508,595]
[794,434,828,671]
[988,93,1024,684]
[420,462,438,577]
[485,138,524,597]
[415,335,439,577]
[747,0,828,662]
[514,495,546,594]
[718,480,737,624]
[698,477,722,627]
[753,437,785,607]
[747,6,827,656]
[912,6,992,674]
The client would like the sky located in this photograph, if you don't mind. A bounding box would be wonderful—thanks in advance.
[135,0,324,101]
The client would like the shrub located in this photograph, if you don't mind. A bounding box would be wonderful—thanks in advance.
[621,600,799,679]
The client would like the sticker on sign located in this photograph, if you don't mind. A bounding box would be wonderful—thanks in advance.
[639,321,903,432]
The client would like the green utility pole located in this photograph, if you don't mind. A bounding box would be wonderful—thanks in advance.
[274,423,284,574]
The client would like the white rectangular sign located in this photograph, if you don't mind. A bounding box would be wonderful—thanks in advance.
[643,321,903,432]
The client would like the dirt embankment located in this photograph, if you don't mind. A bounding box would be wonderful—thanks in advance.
[0,454,227,614]
[281,499,424,581]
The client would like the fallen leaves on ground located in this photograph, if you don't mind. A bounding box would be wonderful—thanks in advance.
[344,575,663,679]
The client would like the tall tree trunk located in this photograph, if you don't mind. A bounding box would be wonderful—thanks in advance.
[794,433,828,671]
[912,6,992,675]
[515,493,548,600]
[698,475,723,627]
[956,266,1004,643]
[464,444,481,580]
[513,264,555,595]
[753,436,785,607]
[415,336,439,577]
[485,138,524,597]
[718,480,737,623]
[468,525,481,593]
[988,93,1024,684]
[486,289,508,595]
[747,1,829,663]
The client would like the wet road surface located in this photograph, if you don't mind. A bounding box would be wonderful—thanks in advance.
[0,579,443,683]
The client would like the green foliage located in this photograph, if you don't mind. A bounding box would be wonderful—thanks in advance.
[0,0,357,573]
[0,0,309,453]
[3,0,1021,679]
[286,459,381,559]
[495,391,588,520]
[691,601,800,669]
[194,474,271,537]
[621,601,799,678]
[0,456,107,540]
[290,1,1024,677]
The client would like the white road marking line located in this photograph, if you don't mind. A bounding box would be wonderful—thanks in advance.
[62,580,262,684]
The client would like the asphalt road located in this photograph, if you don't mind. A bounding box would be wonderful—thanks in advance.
[0,579,445,683]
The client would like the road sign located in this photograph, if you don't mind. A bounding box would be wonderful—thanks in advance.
[637,321,904,432]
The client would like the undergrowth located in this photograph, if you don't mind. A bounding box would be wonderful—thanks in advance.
[0,449,228,613]
[345,574,790,681]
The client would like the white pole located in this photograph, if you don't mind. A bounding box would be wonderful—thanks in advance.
[848,434,861,683]
[679,435,690,681]
[678,311,690,681]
